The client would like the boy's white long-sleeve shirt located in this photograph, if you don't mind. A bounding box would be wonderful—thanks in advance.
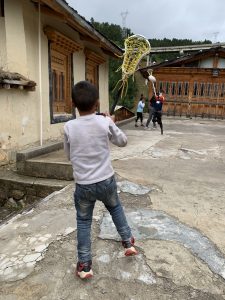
[64,114,127,184]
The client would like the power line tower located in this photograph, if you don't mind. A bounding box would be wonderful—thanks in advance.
[121,10,128,38]
[213,32,219,43]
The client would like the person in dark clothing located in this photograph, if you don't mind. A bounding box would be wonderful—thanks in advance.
[145,95,156,128]
[152,92,165,135]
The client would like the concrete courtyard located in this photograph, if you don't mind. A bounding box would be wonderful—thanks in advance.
[0,117,225,300]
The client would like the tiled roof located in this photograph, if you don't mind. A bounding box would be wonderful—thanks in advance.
[49,0,123,56]
[140,46,225,73]
[0,70,36,91]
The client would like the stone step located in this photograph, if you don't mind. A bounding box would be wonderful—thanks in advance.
[0,169,73,206]
[17,150,73,180]
[16,142,73,180]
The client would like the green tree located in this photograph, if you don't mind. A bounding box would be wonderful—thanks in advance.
[148,38,212,63]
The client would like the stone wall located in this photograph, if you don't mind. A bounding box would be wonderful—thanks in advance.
[1,179,59,205]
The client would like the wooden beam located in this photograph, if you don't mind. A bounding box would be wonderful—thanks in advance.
[36,2,102,48]
[66,19,99,42]
[32,0,122,56]
[2,79,35,86]
[34,4,66,20]
[79,33,100,46]
[213,53,219,68]
[101,48,121,58]
[44,26,83,53]
[32,0,63,14]
[66,19,122,56]
[84,48,106,65]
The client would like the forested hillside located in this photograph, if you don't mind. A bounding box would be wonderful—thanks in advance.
[150,38,212,62]
[91,18,212,109]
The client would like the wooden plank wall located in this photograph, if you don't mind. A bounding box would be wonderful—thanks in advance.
[149,68,225,119]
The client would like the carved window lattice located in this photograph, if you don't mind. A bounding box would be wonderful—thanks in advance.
[44,26,83,54]
[52,55,64,65]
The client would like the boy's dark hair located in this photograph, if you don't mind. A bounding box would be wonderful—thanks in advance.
[72,81,99,112]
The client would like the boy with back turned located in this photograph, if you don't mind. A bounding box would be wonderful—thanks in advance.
[64,81,137,279]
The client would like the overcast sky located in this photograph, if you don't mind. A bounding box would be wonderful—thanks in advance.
[67,0,225,43]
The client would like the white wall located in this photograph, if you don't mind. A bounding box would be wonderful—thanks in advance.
[0,0,110,162]
[4,0,28,74]
[199,58,214,68]
[199,57,225,69]
[218,58,225,68]
[73,51,86,83]
[0,17,6,69]
[72,51,85,116]
[99,61,109,112]
[0,0,40,159]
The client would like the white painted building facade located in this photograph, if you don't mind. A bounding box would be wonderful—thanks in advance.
[0,0,122,163]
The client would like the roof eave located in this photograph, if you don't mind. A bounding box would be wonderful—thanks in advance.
[140,46,225,73]
[53,0,123,56]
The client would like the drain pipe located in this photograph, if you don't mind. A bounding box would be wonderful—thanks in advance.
[38,1,43,146]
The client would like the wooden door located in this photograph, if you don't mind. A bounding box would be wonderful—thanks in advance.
[51,47,71,114]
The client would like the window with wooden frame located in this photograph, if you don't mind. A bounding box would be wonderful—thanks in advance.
[85,60,99,88]
[171,82,176,96]
[161,81,166,93]
[200,83,205,97]
[0,0,4,17]
[184,82,189,96]
[193,82,198,97]
[84,49,105,90]
[213,83,219,98]
[44,27,83,123]
[159,81,163,92]
[206,83,212,97]
[50,46,72,115]
[165,82,169,94]
[177,82,182,96]
[220,83,225,97]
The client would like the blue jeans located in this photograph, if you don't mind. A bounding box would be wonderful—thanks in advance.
[74,175,132,263]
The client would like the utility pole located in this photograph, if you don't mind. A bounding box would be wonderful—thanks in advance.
[121,10,128,38]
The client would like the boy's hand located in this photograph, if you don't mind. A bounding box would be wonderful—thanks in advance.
[104,112,115,122]
[97,111,115,122]
[103,111,110,117]
[110,114,115,122]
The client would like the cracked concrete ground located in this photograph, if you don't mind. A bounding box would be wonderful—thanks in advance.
[0,117,225,299]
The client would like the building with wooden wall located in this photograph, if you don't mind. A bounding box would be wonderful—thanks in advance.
[0,0,122,163]
[140,46,225,119]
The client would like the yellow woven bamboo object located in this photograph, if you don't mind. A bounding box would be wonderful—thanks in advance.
[114,35,151,97]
